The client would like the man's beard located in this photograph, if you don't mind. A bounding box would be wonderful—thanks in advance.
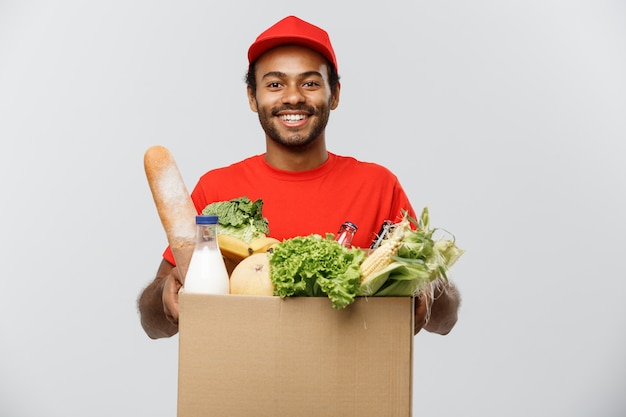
[257,103,331,149]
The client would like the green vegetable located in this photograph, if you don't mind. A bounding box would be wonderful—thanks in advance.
[201,196,269,243]
[372,264,432,296]
[358,207,464,297]
[269,234,365,309]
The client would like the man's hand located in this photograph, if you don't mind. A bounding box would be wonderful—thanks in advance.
[414,279,460,335]
[138,259,181,339]
[162,266,183,325]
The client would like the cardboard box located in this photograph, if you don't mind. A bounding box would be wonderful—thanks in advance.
[177,293,414,417]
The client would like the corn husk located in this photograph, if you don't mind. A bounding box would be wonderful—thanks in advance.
[358,207,464,297]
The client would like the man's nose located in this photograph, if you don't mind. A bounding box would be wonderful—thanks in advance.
[282,84,305,104]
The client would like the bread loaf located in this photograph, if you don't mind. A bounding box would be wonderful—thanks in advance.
[144,145,197,279]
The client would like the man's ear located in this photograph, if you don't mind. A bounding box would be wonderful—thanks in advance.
[330,84,340,110]
[247,86,258,112]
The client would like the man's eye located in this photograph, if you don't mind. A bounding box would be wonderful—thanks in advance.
[303,81,319,88]
[268,82,281,88]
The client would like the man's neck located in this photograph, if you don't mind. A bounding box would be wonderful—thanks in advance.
[264,139,329,171]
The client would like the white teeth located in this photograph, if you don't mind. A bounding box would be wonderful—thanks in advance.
[280,114,306,122]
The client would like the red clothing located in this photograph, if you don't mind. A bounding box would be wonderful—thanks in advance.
[163,152,416,264]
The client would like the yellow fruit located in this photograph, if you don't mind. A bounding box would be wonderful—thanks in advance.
[229,253,274,296]
[218,234,252,263]
[249,236,281,254]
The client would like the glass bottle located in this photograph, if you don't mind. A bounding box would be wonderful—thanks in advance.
[183,215,230,294]
[335,221,358,247]
[370,220,394,249]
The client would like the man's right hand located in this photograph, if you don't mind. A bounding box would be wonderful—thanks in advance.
[138,259,181,339]
[162,266,183,325]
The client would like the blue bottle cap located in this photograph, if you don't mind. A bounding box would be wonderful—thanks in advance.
[196,215,218,224]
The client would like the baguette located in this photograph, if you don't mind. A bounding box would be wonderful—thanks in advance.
[144,145,197,279]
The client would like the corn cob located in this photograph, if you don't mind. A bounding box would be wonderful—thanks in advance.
[359,206,464,298]
[360,215,411,283]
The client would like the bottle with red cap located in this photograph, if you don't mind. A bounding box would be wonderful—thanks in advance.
[334,221,358,248]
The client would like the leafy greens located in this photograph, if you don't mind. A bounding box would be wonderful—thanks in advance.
[269,234,365,309]
[201,196,269,243]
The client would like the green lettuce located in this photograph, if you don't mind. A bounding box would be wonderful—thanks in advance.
[201,196,269,243]
[269,234,365,309]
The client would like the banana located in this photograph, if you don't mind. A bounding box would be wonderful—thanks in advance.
[249,236,281,254]
[218,234,252,262]
[218,234,280,265]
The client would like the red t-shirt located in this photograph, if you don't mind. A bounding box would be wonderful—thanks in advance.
[163,152,416,264]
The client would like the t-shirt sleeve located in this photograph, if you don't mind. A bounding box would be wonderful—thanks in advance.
[162,246,175,265]
[390,179,418,225]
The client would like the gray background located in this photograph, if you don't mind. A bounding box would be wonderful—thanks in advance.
[1,1,625,416]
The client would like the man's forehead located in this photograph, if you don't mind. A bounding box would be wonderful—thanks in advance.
[254,45,331,75]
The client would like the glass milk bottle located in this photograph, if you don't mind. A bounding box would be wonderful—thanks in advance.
[183,215,230,294]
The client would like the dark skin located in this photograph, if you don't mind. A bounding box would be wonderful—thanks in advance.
[138,259,181,339]
[137,45,460,339]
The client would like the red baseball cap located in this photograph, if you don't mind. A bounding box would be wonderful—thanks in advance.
[247,16,338,72]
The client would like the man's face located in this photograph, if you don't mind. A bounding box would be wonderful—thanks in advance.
[247,45,340,149]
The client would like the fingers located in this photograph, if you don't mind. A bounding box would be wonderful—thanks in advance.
[414,297,427,334]
[414,289,433,335]
[162,268,183,325]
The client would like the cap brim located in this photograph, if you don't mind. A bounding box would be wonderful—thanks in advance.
[248,36,336,70]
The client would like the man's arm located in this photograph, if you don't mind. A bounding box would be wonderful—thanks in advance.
[137,259,182,339]
[414,279,461,335]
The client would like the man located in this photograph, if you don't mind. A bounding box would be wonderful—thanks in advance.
[138,15,460,339]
